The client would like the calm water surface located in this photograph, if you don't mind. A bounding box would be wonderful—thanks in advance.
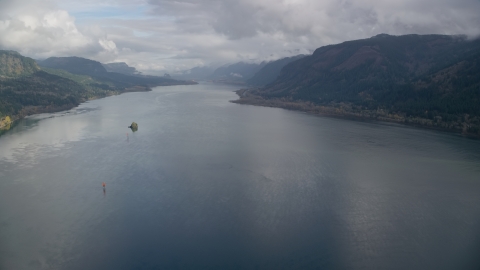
[1,83,480,269]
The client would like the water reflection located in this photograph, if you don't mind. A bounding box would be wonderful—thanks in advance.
[0,105,98,163]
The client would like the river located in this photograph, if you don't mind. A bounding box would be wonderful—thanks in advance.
[1,82,480,269]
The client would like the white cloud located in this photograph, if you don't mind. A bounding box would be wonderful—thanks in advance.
[99,38,117,52]
[0,4,120,62]
[1,0,479,75]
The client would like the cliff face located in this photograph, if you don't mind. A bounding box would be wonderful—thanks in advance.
[0,50,40,78]
[0,51,44,126]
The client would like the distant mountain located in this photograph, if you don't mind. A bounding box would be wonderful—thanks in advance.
[0,50,40,78]
[211,62,267,83]
[174,58,302,84]
[235,34,480,136]
[172,66,216,81]
[103,62,139,75]
[247,55,306,86]
[40,57,108,77]
[38,56,195,89]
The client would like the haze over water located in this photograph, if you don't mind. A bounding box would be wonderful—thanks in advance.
[1,83,480,270]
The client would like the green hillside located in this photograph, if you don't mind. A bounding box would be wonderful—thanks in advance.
[0,71,88,118]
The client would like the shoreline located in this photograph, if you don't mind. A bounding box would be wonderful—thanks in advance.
[0,85,157,135]
[231,89,480,140]
[1,79,198,135]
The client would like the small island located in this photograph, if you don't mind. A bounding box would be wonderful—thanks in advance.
[129,122,138,132]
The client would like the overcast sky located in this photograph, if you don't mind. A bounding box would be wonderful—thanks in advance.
[0,0,479,75]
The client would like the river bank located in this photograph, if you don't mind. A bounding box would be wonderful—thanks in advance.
[0,85,152,134]
[232,88,480,139]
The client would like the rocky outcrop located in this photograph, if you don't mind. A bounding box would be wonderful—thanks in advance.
[0,116,12,130]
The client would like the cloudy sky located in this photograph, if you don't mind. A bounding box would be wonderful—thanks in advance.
[0,0,479,75]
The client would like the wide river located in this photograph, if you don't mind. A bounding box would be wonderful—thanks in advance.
[1,83,480,270]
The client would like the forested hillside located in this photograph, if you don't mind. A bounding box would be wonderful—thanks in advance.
[235,34,480,135]
[0,71,90,117]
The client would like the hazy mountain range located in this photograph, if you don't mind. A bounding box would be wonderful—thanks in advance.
[172,55,307,86]
[2,33,480,136]
[246,55,306,86]
[171,66,217,81]
[102,62,140,75]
